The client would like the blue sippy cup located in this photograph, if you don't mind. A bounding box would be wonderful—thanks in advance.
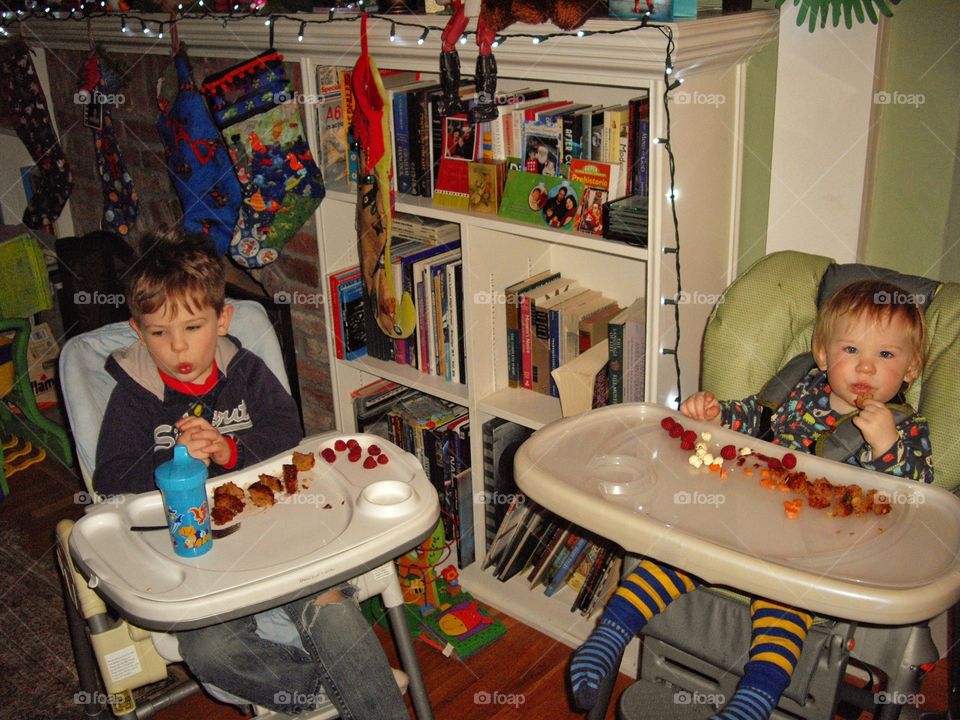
[155,445,213,558]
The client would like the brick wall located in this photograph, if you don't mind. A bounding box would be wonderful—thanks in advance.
[42,46,335,433]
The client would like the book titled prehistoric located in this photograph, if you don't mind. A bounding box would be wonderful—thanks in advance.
[497,170,585,232]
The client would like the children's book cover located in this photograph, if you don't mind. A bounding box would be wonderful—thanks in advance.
[467,161,503,215]
[405,591,507,659]
[498,170,585,232]
[433,115,476,210]
[569,159,618,235]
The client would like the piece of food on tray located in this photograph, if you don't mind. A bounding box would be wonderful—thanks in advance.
[212,481,246,524]
[282,463,299,494]
[292,450,316,471]
[248,481,276,507]
[258,473,283,494]
[214,481,244,501]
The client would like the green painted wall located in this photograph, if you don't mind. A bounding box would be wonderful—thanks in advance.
[737,34,778,274]
[864,0,960,282]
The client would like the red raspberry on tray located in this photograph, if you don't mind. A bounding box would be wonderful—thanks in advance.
[720,445,737,460]
[321,448,337,463]
[660,417,676,431]
[363,456,378,469]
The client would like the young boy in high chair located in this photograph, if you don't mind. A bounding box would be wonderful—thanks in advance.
[94,227,409,719]
[570,279,933,719]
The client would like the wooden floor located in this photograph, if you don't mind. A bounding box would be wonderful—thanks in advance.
[6,441,631,720]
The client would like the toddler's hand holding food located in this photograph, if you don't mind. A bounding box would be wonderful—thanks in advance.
[680,391,722,423]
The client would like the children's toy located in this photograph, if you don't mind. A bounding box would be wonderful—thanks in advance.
[0,42,74,230]
[201,50,325,267]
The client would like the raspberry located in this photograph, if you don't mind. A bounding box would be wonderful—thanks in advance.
[321,448,337,463]
[334,439,347,452]
[782,453,797,470]
[348,451,362,463]
[720,445,737,460]
[346,438,360,450]
[368,445,382,456]
[377,454,389,465]
[680,440,694,451]
[669,424,684,439]
[363,456,378,469]
[681,430,697,444]
[660,417,676,431]
[768,457,782,471]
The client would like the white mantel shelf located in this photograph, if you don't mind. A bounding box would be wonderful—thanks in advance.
[22,9,777,84]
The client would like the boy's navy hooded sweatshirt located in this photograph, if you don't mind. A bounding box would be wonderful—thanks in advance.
[94,334,303,496]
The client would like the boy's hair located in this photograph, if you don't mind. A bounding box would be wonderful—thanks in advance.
[126,226,225,322]
[813,279,928,371]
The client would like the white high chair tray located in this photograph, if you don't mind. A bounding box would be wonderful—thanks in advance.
[70,433,440,630]
[514,403,960,625]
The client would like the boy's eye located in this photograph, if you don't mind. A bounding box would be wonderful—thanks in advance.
[880,350,894,359]
[150,330,164,337]
[842,346,858,354]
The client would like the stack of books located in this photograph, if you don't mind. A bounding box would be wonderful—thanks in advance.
[603,195,649,247]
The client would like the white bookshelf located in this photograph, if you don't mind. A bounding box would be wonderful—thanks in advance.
[32,9,778,673]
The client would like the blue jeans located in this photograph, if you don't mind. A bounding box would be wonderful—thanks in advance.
[176,589,408,718]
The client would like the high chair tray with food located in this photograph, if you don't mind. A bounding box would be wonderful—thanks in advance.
[69,432,440,630]
[514,403,960,625]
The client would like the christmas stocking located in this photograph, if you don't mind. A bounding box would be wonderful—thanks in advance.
[201,50,324,268]
[157,49,242,255]
[0,43,74,230]
[352,13,416,341]
[80,51,139,236]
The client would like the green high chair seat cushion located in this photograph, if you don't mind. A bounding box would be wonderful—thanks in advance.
[700,250,960,493]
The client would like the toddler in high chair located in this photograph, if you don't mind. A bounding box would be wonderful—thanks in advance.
[93,226,408,719]
[570,279,933,719]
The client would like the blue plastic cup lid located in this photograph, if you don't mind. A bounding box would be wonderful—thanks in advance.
[155,445,208,491]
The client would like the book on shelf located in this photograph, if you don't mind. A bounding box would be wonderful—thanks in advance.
[396,238,462,369]
[433,114,477,209]
[444,259,465,384]
[519,276,577,391]
[544,532,589,597]
[569,159,620,236]
[520,122,563,177]
[583,553,622,617]
[486,87,548,161]
[481,418,533,550]
[328,266,366,361]
[549,289,600,397]
[526,521,567,588]
[566,540,602,594]
[351,379,418,436]
[482,491,524,571]
[552,339,610,417]
[315,65,348,192]
[337,69,359,189]
[390,79,437,196]
[557,291,615,366]
[503,270,560,389]
[392,213,461,244]
[467,160,504,215]
[412,247,461,376]
[579,302,623,353]
[496,502,557,582]
[608,296,647,404]
[532,283,585,396]
[628,92,650,197]
[602,104,630,169]
[498,171,585,232]
[572,541,614,614]
[583,105,606,161]
[406,81,443,198]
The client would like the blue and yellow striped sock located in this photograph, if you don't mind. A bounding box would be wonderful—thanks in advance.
[710,600,813,720]
[569,560,699,709]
